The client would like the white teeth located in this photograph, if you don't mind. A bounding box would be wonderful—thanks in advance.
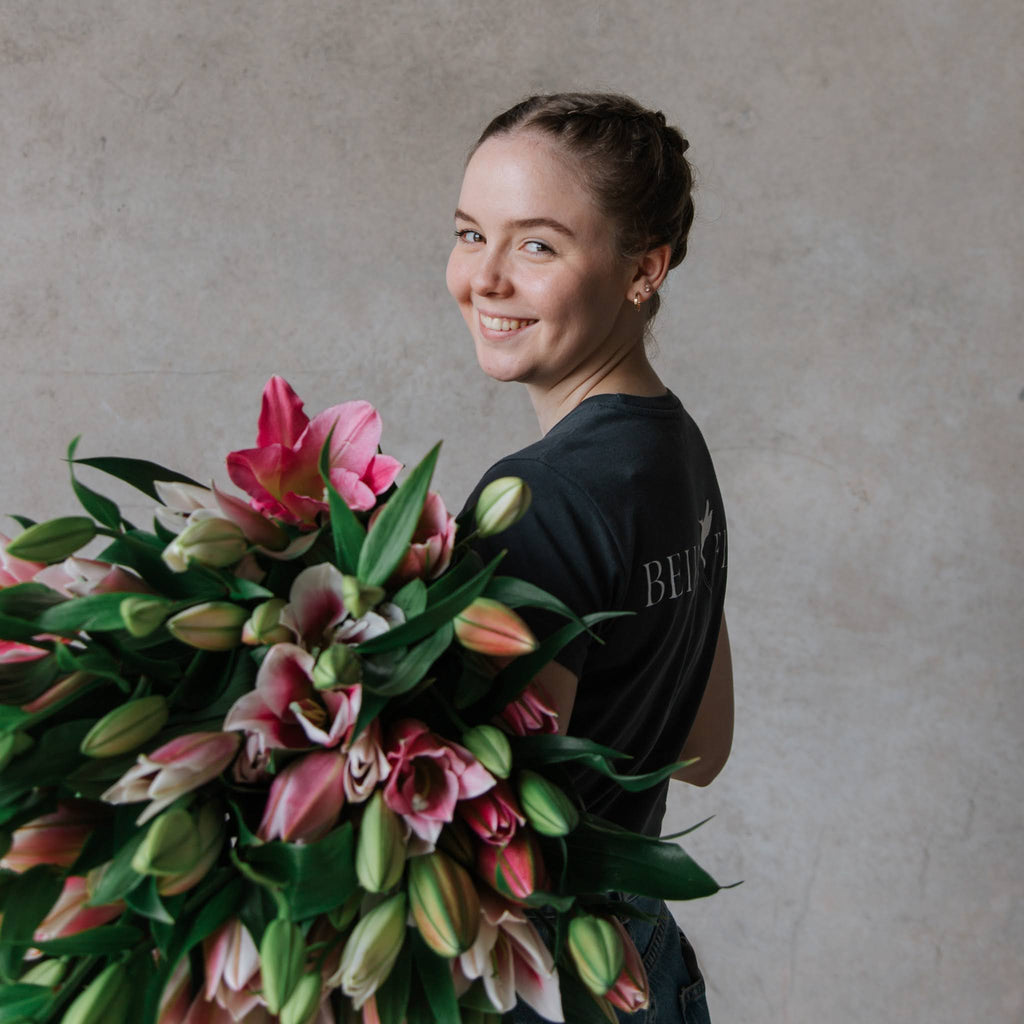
[480,313,536,331]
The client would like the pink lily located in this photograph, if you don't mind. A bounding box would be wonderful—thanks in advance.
[279,564,349,649]
[383,719,495,848]
[33,875,123,942]
[223,642,361,751]
[258,749,347,842]
[343,720,390,803]
[157,957,192,1024]
[458,780,526,846]
[0,799,108,873]
[226,377,402,525]
[497,680,560,737]
[33,556,151,599]
[0,640,49,667]
[0,533,44,586]
[101,731,241,824]
[370,491,456,584]
[200,918,264,1021]
[457,890,564,1021]
[605,916,651,1012]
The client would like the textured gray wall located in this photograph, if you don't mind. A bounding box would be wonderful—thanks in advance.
[2,2,1021,1020]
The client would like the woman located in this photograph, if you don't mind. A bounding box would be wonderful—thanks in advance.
[448,94,731,1024]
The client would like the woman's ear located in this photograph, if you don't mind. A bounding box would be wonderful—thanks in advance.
[633,243,673,292]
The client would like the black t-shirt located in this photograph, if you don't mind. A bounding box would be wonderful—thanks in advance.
[464,391,727,836]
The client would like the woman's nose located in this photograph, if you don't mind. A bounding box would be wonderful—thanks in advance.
[470,251,511,296]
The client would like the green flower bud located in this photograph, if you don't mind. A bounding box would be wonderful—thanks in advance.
[408,849,480,958]
[341,575,385,620]
[20,958,65,987]
[279,972,323,1024]
[331,892,406,1008]
[162,515,248,572]
[62,961,131,1024]
[119,596,171,638]
[516,769,579,836]
[356,791,406,893]
[4,516,96,563]
[0,731,33,772]
[131,807,201,877]
[475,476,532,537]
[242,598,292,646]
[260,918,306,1014]
[167,602,247,650]
[461,725,512,779]
[80,695,169,758]
[157,799,225,896]
[312,644,363,691]
[327,887,362,932]
[568,914,624,997]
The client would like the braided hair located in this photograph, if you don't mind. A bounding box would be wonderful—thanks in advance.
[472,93,694,323]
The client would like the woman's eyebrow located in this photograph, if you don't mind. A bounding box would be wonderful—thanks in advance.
[454,209,575,239]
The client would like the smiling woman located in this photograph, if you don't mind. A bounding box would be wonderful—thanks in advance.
[452,93,730,1024]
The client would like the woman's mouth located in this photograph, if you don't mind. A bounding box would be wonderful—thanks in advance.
[479,312,538,332]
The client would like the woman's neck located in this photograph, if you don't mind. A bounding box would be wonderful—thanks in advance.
[527,343,666,435]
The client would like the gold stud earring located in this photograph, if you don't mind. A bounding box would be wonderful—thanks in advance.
[633,293,642,311]
[644,282,652,294]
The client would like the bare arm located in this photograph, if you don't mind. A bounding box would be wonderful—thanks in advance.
[672,615,733,786]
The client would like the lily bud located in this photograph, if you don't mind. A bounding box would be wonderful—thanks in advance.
[312,643,363,691]
[454,599,537,657]
[280,972,323,1024]
[157,800,225,895]
[242,597,292,645]
[356,790,406,893]
[162,515,248,572]
[475,476,532,537]
[605,917,651,1012]
[568,914,625,997]
[4,516,96,563]
[1,800,106,873]
[20,958,65,987]
[261,918,306,1014]
[131,807,200,877]
[331,892,407,1009]
[476,829,545,902]
[327,887,362,932]
[62,960,131,1024]
[516,770,579,836]
[0,731,32,771]
[341,575,385,620]
[408,849,480,958]
[20,671,91,714]
[80,695,169,758]
[460,725,512,779]
[120,596,171,638]
[167,602,247,650]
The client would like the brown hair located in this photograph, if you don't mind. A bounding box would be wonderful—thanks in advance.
[473,92,694,322]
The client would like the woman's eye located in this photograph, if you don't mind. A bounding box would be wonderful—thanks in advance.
[524,240,554,255]
[455,229,483,244]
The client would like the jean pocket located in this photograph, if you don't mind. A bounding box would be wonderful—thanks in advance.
[677,928,712,1024]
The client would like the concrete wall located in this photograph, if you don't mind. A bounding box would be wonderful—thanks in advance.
[2,2,1021,1020]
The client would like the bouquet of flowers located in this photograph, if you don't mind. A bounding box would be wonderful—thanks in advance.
[0,378,722,1024]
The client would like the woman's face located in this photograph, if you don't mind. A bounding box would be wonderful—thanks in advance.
[445,132,639,390]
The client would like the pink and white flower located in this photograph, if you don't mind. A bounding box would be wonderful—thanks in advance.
[370,491,456,584]
[458,780,526,846]
[198,918,264,1021]
[224,643,361,752]
[33,875,123,942]
[498,680,560,737]
[343,720,390,803]
[258,749,347,842]
[383,719,495,847]
[226,377,402,525]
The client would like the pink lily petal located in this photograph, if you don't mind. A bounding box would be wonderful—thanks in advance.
[327,467,377,513]
[257,376,309,448]
[363,454,402,494]
[281,564,348,649]
[258,750,346,842]
[212,483,289,550]
[0,532,45,585]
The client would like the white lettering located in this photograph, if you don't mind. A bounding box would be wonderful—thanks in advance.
[643,560,665,607]
[667,551,683,599]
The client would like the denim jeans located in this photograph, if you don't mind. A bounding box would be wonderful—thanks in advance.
[508,894,711,1023]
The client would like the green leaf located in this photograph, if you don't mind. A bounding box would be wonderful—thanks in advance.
[67,437,122,530]
[563,823,721,901]
[227,578,274,601]
[237,823,356,919]
[375,934,412,1024]
[357,553,503,655]
[557,966,619,1023]
[33,924,144,956]
[125,876,176,924]
[318,424,367,574]
[0,613,44,645]
[33,593,129,634]
[87,827,147,905]
[0,719,93,805]
[409,930,461,1024]
[472,611,629,718]
[364,623,453,698]
[484,575,587,626]
[392,578,427,619]
[0,583,66,619]
[97,533,225,601]
[351,691,388,742]
[358,443,440,587]
[72,455,202,501]
[0,866,63,982]
[0,982,51,1020]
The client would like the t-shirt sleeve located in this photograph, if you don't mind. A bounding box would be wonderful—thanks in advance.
[464,456,623,677]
